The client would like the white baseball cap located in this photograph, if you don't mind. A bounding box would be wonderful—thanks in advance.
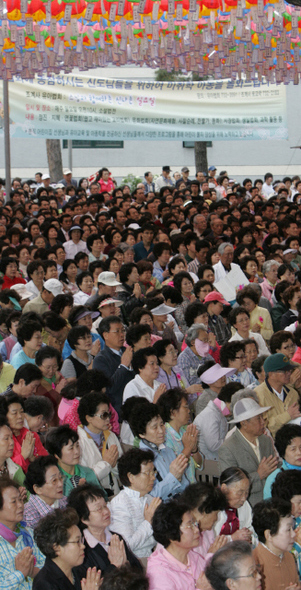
[63,168,72,175]
[12,283,33,300]
[97,272,121,286]
[42,174,50,180]
[43,279,64,297]
[151,303,175,315]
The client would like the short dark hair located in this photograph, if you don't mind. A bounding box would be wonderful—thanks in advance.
[129,401,161,439]
[180,482,227,514]
[132,347,157,374]
[24,455,59,495]
[0,478,20,510]
[119,263,137,284]
[274,424,301,459]
[50,293,73,316]
[78,392,110,426]
[184,301,208,328]
[13,363,42,385]
[67,483,107,527]
[152,339,174,364]
[173,271,193,293]
[269,330,294,354]
[161,286,183,305]
[75,369,111,398]
[2,392,25,414]
[205,541,252,590]
[252,498,292,543]
[17,321,41,346]
[67,325,90,349]
[27,260,44,280]
[76,271,93,288]
[34,507,79,559]
[236,285,260,306]
[45,425,79,458]
[129,308,153,325]
[220,341,245,367]
[152,500,190,547]
[117,448,154,487]
[35,345,61,369]
[126,324,151,347]
[24,396,53,422]
[228,306,250,327]
[271,469,301,503]
[157,388,187,423]
[98,315,123,337]
[251,355,268,379]
[101,565,148,590]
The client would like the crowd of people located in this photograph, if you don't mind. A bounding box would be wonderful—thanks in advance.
[0,165,300,590]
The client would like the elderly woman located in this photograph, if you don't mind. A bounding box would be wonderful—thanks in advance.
[252,498,299,590]
[180,482,228,560]
[24,456,67,529]
[11,320,43,370]
[173,271,196,333]
[0,478,45,589]
[214,467,254,542]
[195,363,238,415]
[177,323,214,386]
[35,346,66,426]
[260,259,280,306]
[77,392,123,496]
[0,415,26,489]
[153,339,202,405]
[128,400,189,500]
[109,449,160,558]
[193,383,235,461]
[147,500,206,590]
[0,393,48,473]
[33,507,101,590]
[220,341,257,388]
[157,388,203,480]
[67,483,142,575]
[45,426,105,497]
[229,307,270,356]
[205,541,262,590]
[236,285,273,342]
[264,424,301,498]
[281,285,301,329]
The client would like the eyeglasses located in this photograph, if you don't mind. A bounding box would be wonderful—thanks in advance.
[235,354,246,359]
[140,469,157,477]
[180,521,199,531]
[94,411,112,420]
[110,329,125,335]
[232,565,262,580]
[66,536,84,547]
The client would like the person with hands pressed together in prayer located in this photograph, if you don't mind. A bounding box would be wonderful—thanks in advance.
[157,388,203,482]
[68,483,142,578]
[129,400,189,500]
[0,393,47,474]
[77,392,122,496]
[0,415,27,500]
[153,339,203,403]
[0,478,45,590]
[109,449,161,559]
[218,398,279,507]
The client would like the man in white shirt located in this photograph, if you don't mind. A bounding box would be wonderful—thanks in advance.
[155,166,174,193]
[262,172,275,199]
[213,243,243,283]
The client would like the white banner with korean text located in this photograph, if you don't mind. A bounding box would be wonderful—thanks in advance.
[0,74,288,141]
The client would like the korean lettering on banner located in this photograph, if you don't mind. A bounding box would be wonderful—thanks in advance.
[3,74,288,141]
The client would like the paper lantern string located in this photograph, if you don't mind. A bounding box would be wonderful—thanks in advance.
[1,0,301,80]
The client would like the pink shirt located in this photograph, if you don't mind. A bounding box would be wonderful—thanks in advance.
[147,545,205,590]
